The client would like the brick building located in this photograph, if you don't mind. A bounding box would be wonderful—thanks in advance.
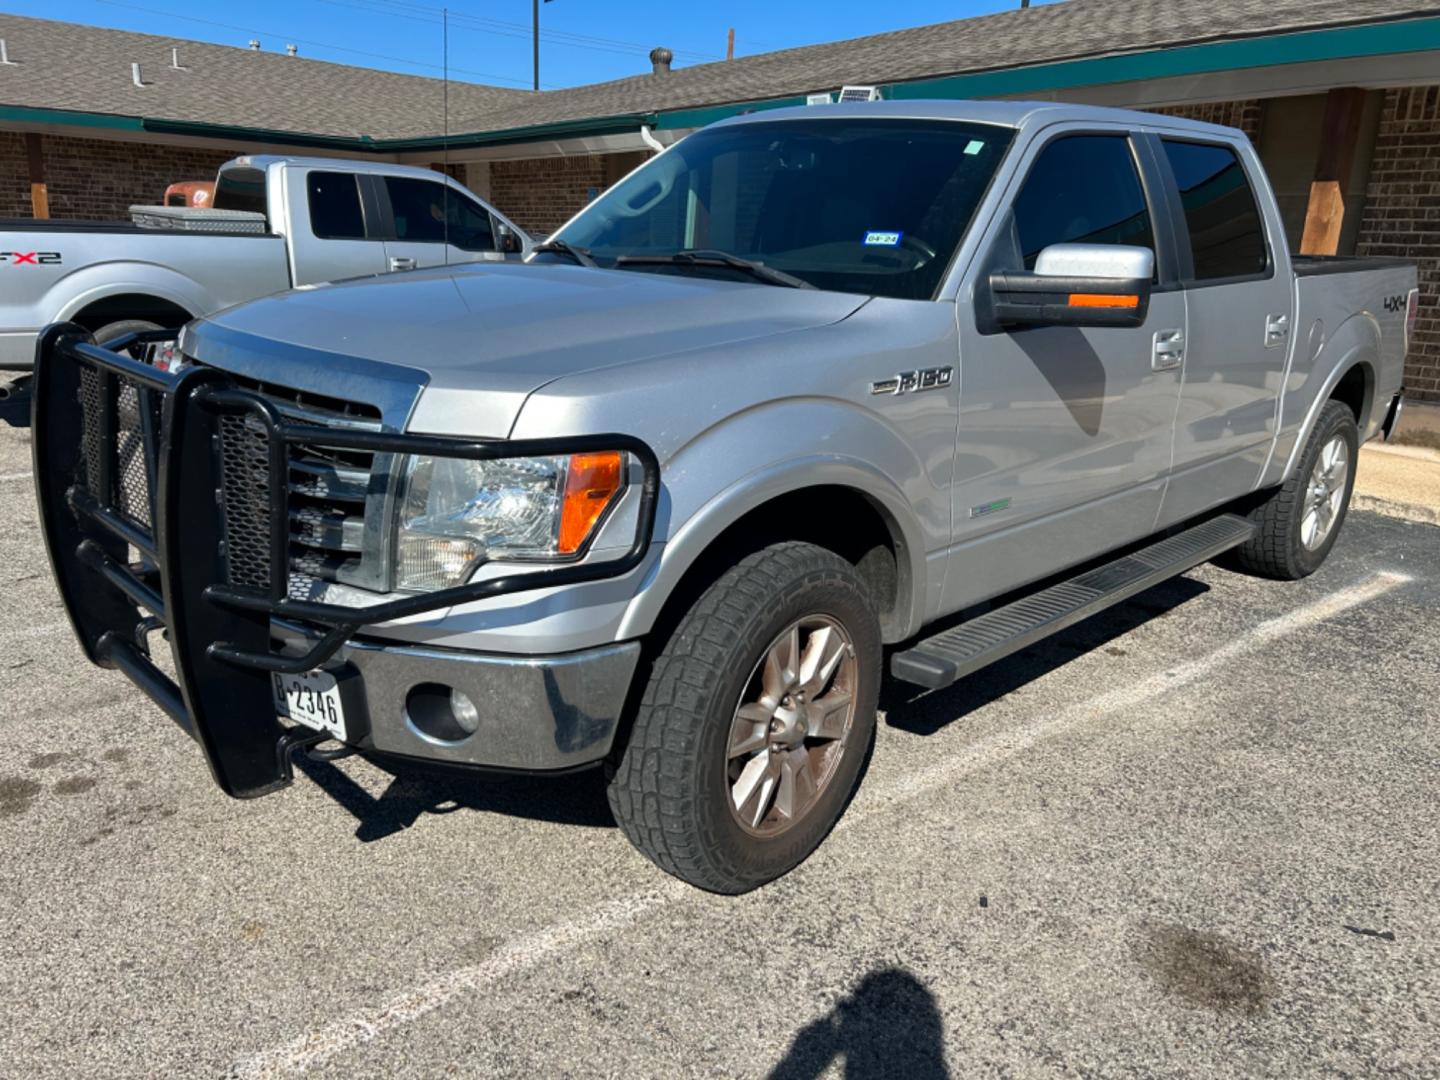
[2,3,1439,398]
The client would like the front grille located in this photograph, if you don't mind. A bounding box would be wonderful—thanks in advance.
[209,373,387,599]
[77,366,161,537]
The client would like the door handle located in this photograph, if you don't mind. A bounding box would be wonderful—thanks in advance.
[388,256,416,272]
[1152,328,1185,371]
[1265,312,1290,347]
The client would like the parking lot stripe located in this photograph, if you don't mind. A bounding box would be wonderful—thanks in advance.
[0,471,31,483]
[228,884,688,1079]
[854,570,1413,814]
[227,570,1410,1078]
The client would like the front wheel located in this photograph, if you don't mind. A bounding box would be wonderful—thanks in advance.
[607,542,881,893]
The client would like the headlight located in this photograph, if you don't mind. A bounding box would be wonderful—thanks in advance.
[396,450,625,592]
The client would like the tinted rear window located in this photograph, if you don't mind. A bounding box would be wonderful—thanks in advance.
[213,167,267,221]
[1161,140,1268,282]
[307,172,366,240]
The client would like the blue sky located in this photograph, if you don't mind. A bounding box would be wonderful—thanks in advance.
[13,0,1060,90]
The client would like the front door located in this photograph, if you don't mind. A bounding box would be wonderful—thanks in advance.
[379,174,507,272]
[943,130,1185,614]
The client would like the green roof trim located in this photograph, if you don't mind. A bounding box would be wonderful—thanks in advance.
[654,16,1440,131]
[0,104,144,131]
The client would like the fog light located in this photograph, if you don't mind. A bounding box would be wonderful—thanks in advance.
[449,688,480,734]
[405,682,482,743]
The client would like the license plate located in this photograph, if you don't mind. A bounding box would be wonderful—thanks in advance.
[271,670,346,742]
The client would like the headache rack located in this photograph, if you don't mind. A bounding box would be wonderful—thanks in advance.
[31,325,660,798]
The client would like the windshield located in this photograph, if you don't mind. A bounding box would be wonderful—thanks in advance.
[554,119,1013,300]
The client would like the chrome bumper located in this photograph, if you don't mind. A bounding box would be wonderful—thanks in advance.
[285,628,642,771]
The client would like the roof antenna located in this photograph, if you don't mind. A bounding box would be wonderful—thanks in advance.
[442,7,451,263]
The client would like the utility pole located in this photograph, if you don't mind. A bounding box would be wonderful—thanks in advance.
[726,28,734,60]
[533,0,555,91]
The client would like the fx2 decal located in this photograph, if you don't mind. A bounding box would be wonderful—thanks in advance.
[1382,294,1407,313]
[1,251,61,266]
[870,366,953,396]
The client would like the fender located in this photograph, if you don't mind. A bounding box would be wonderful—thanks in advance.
[52,263,214,327]
[616,399,937,644]
[1271,312,1380,485]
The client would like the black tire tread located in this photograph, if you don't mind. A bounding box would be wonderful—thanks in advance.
[1229,400,1357,580]
[607,542,872,893]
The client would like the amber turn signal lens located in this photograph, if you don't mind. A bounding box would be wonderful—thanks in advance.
[558,451,624,555]
[1067,293,1139,309]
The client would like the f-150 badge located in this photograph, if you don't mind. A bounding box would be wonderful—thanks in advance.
[871,366,953,395]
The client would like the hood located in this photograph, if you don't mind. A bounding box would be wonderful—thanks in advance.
[187,261,868,435]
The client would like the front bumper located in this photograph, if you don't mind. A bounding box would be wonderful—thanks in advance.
[280,627,641,770]
[32,324,659,796]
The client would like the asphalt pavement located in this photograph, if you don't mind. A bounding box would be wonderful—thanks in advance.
[1,411,1437,1079]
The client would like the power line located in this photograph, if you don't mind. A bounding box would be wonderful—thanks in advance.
[91,0,537,85]
[312,0,722,61]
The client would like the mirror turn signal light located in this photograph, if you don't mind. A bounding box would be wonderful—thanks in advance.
[1067,293,1140,309]
[558,451,625,555]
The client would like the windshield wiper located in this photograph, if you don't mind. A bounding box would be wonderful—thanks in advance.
[529,239,598,268]
[615,249,815,290]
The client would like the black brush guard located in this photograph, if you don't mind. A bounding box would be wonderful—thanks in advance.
[32,324,660,798]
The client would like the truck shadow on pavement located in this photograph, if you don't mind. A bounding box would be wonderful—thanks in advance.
[881,576,1210,736]
[295,577,1210,842]
[293,752,616,842]
[768,966,949,1079]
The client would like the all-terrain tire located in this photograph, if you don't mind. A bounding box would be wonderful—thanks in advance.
[1228,399,1359,580]
[607,542,882,894]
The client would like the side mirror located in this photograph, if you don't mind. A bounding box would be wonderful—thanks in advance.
[988,244,1153,329]
[496,223,524,255]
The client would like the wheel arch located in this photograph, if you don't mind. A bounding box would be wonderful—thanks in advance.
[1278,315,1381,482]
[619,458,928,646]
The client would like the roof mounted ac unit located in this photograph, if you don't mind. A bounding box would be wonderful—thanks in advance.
[806,92,833,106]
[837,85,882,103]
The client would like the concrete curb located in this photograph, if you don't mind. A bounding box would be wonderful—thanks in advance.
[1354,493,1440,527]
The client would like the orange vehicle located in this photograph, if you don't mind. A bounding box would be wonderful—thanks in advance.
[163,180,216,207]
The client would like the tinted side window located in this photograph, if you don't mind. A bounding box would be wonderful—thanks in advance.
[306,172,366,240]
[384,177,497,250]
[385,177,447,243]
[1161,140,1268,281]
[1011,135,1154,268]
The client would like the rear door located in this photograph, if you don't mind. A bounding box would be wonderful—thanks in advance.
[943,127,1187,613]
[285,167,388,286]
[376,174,507,272]
[1152,136,1293,524]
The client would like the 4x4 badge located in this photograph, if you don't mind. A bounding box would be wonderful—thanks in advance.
[871,366,953,395]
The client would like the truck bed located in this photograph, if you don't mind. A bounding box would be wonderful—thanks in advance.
[1291,254,1413,278]
[0,219,275,237]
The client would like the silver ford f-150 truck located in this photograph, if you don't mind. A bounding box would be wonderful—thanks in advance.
[32,101,1417,893]
[0,154,529,377]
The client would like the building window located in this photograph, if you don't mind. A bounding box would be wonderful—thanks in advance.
[1161,140,1269,282]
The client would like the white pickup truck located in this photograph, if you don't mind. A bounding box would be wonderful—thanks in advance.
[0,154,530,379]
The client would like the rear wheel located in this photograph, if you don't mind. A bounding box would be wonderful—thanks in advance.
[607,542,881,893]
[1229,400,1359,579]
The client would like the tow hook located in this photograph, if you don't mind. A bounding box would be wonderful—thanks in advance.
[0,375,33,427]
